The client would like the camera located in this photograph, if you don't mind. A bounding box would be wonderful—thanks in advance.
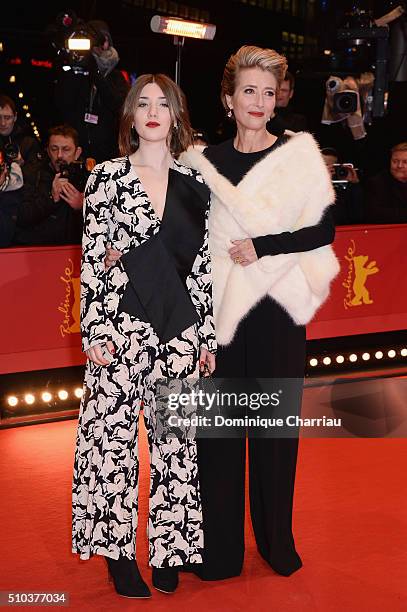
[332,163,353,183]
[51,12,110,74]
[333,91,358,113]
[58,160,90,192]
[0,140,20,167]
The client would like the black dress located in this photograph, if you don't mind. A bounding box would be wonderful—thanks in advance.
[194,136,335,579]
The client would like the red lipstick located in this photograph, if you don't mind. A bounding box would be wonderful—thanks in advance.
[146,121,160,127]
[248,112,264,117]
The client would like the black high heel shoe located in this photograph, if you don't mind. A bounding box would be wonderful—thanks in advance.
[106,556,151,598]
[152,567,179,593]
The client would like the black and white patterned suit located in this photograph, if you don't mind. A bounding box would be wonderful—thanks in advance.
[72,157,216,568]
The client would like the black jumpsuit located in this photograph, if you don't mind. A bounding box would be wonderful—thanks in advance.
[194,136,335,579]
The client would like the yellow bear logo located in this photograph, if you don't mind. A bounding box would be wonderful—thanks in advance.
[350,255,379,306]
[343,240,379,310]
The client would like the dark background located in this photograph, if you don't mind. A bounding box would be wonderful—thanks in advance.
[0,1,404,143]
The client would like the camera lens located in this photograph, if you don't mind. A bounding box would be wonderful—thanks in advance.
[337,166,348,178]
[338,94,353,112]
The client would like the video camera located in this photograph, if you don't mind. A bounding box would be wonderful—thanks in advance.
[58,159,95,192]
[51,11,109,74]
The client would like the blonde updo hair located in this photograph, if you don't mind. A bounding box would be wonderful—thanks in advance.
[220,45,288,111]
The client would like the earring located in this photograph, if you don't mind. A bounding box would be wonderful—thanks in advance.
[227,109,233,118]
[131,125,137,139]
[173,123,179,130]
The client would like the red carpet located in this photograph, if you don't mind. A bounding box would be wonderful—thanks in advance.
[0,419,406,611]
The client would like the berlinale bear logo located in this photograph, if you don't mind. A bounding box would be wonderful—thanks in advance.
[58,259,80,337]
[342,240,379,309]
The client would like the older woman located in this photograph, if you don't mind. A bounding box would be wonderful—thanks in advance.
[72,74,216,597]
[180,45,339,580]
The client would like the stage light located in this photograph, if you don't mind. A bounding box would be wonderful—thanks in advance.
[388,349,396,358]
[41,392,52,402]
[0,42,3,52]
[58,390,69,400]
[401,348,407,357]
[24,393,35,405]
[74,388,83,399]
[22,104,28,110]
[324,49,332,55]
[151,15,216,40]
[349,353,358,362]
[309,358,318,367]
[67,37,91,51]
[18,92,23,98]
[362,352,370,361]
[9,75,16,83]
[323,357,331,365]
[375,351,383,359]
[26,112,31,118]
[62,65,71,72]
[7,396,18,407]
[336,355,345,364]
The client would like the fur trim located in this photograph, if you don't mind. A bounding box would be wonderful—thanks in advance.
[180,133,340,345]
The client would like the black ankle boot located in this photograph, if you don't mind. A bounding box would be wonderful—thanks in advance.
[106,556,151,598]
[152,567,179,593]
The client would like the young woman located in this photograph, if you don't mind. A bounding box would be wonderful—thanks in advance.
[72,74,216,598]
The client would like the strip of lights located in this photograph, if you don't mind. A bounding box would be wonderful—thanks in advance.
[5,387,83,408]
[308,347,407,368]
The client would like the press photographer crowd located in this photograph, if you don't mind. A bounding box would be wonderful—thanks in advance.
[0,12,406,249]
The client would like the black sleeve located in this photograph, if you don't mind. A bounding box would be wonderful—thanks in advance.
[252,208,335,258]
[94,70,130,113]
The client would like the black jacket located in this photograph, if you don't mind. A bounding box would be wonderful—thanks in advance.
[365,170,407,224]
[14,158,83,245]
[54,64,129,163]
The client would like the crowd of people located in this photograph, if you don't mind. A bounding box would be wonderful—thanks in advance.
[1,22,406,249]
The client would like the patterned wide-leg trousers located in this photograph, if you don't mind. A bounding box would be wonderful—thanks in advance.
[72,313,203,567]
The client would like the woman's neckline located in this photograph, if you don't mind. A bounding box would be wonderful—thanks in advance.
[231,134,283,155]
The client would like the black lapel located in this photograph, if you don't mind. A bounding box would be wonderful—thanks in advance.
[118,168,209,344]
[160,168,208,283]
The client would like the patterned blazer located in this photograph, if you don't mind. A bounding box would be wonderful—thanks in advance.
[80,156,217,354]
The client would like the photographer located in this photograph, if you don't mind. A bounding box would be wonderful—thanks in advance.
[14,125,86,245]
[0,146,24,247]
[0,94,41,171]
[268,71,308,135]
[54,20,129,163]
[364,142,407,223]
[321,147,365,225]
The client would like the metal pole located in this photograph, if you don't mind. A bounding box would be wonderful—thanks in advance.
[174,36,185,85]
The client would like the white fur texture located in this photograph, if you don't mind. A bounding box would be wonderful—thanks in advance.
[180,133,340,345]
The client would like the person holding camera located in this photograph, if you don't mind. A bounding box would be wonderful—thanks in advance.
[54,20,129,163]
[321,147,365,225]
[14,125,85,245]
[0,145,24,247]
[0,94,41,171]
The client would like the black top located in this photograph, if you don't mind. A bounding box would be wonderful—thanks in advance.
[365,169,407,224]
[203,136,335,258]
